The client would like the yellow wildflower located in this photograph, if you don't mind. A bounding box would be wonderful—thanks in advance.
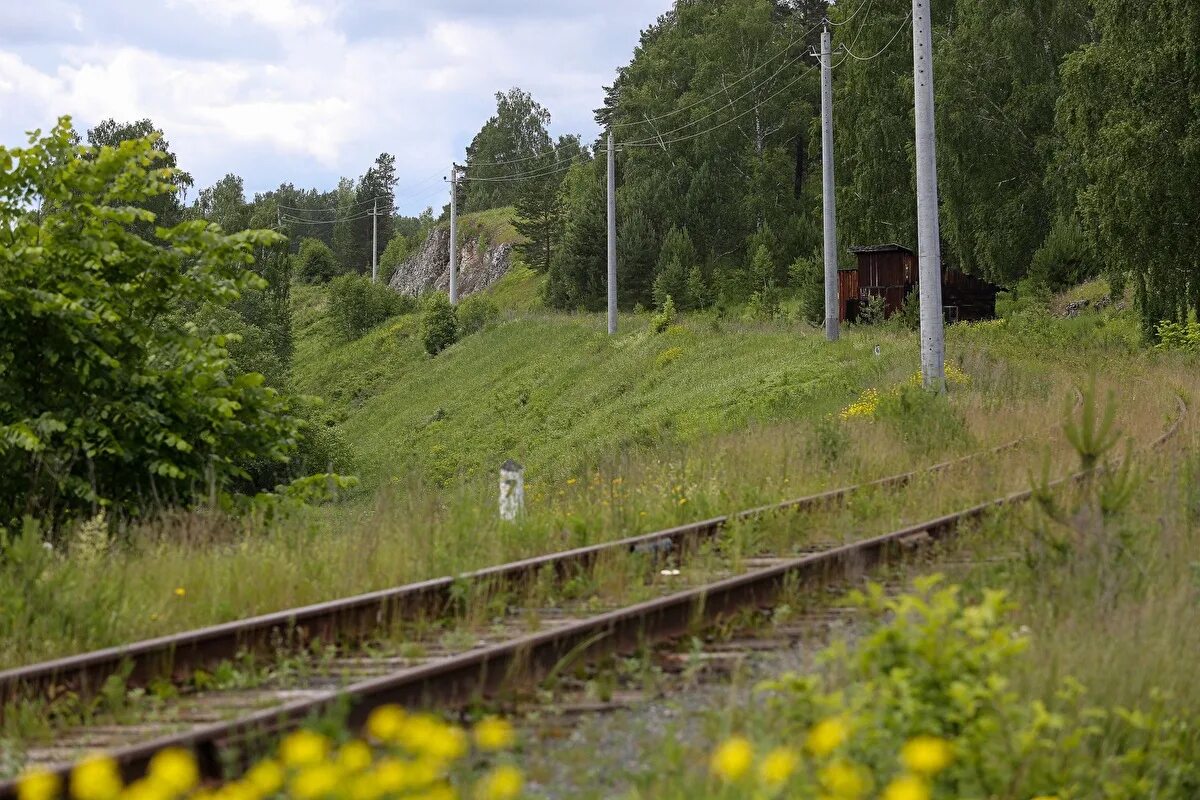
[371,759,410,794]
[900,736,953,776]
[290,764,339,800]
[70,754,123,800]
[819,760,868,798]
[336,741,374,774]
[147,748,198,794]
[174,588,185,598]
[882,774,930,800]
[473,716,516,751]
[279,729,330,768]
[366,705,406,743]
[244,760,284,796]
[806,716,850,757]
[709,737,753,781]
[758,747,798,788]
[118,778,169,800]
[17,770,61,800]
[475,765,523,800]
[566,478,577,485]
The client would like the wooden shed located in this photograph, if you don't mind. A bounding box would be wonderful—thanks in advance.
[839,243,999,323]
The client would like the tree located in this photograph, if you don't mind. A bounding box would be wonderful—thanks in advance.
[653,226,697,310]
[297,238,340,283]
[0,118,299,530]
[1056,0,1200,336]
[545,161,607,310]
[421,293,460,355]
[196,173,250,234]
[340,153,398,275]
[936,0,1091,284]
[85,118,193,234]
[465,88,556,211]
[513,135,583,273]
[379,234,412,284]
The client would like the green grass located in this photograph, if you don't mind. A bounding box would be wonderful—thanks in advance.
[292,283,927,491]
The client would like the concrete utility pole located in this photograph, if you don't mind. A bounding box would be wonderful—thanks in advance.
[371,198,379,283]
[606,131,617,336]
[912,0,945,389]
[449,164,459,305]
[820,22,839,342]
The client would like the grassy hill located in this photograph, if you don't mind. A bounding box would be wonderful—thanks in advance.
[292,278,913,490]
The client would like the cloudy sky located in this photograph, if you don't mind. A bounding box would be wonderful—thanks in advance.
[0,0,671,214]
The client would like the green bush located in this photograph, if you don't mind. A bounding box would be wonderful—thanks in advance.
[421,292,460,355]
[456,294,500,335]
[296,237,340,284]
[789,256,825,326]
[0,118,300,530]
[327,274,411,341]
[651,295,677,333]
[1154,319,1200,352]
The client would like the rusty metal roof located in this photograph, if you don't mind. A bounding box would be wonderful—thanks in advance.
[848,243,914,254]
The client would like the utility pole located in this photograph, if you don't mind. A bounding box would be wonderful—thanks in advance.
[820,21,839,342]
[606,131,617,335]
[912,0,945,389]
[371,198,379,283]
[449,164,459,305]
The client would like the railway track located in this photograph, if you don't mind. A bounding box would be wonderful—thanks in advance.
[0,392,1182,795]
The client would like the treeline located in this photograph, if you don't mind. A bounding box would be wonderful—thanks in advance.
[462,0,1197,337]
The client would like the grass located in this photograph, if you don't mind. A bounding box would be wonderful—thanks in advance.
[4,280,1200,800]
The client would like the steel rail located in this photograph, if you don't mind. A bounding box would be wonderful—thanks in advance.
[0,395,1180,797]
[0,423,1041,708]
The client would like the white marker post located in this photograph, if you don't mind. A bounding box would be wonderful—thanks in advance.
[499,460,525,521]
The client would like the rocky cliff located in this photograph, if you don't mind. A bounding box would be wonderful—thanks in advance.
[388,226,514,298]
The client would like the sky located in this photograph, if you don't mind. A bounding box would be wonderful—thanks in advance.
[0,0,671,215]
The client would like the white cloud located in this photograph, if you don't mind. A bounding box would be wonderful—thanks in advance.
[0,0,670,213]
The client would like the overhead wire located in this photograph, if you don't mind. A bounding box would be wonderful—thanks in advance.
[621,60,821,150]
[838,13,912,62]
[824,0,872,26]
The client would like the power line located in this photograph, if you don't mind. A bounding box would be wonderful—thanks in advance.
[825,0,871,26]
[617,44,816,148]
[838,13,912,62]
[610,17,825,131]
[622,60,821,150]
[461,159,577,183]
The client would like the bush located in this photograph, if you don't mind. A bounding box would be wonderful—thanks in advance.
[0,118,300,530]
[327,274,411,341]
[896,287,920,330]
[456,294,500,335]
[651,295,677,333]
[421,292,459,355]
[296,238,340,284]
[1154,320,1200,352]
[858,293,886,325]
[789,256,825,325]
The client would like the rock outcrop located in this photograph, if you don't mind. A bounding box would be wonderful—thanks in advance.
[388,227,513,299]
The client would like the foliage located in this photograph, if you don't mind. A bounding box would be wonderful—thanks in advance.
[697,577,1200,799]
[857,294,886,326]
[544,160,606,310]
[1154,320,1200,353]
[378,234,411,285]
[1029,215,1095,291]
[513,136,582,273]
[465,88,559,211]
[327,274,411,341]
[937,0,1091,284]
[297,238,341,284]
[457,294,500,336]
[1061,376,1120,471]
[335,153,397,275]
[19,709,524,800]
[790,256,825,326]
[85,118,192,235]
[420,292,460,355]
[651,296,677,334]
[0,119,300,530]
[653,227,698,311]
[654,346,684,368]
[895,288,920,331]
[1056,0,1200,336]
